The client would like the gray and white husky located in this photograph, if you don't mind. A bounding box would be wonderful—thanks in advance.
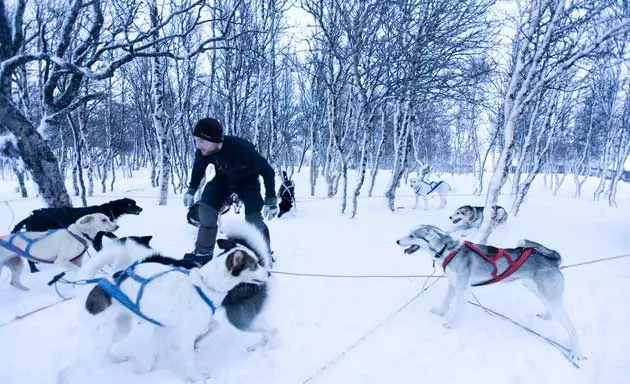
[448,205,508,234]
[395,224,584,364]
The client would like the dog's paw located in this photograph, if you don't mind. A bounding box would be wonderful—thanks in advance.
[132,354,156,375]
[431,307,447,316]
[246,333,276,353]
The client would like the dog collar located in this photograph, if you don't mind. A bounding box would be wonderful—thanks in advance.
[433,244,448,259]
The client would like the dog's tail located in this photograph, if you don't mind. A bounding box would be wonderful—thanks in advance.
[518,239,561,264]
[85,285,112,315]
[76,246,121,281]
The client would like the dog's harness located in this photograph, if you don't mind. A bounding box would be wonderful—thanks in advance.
[98,261,217,327]
[414,180,443,195]
[0,230,89,264]
[442,241,534,286]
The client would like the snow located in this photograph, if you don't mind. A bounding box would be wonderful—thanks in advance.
[0,169,629,384]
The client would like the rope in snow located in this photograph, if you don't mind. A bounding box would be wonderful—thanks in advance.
[469,293,580,368]
[301,268,442,384]
[271,270,445,279]
[0,190,508,205]
[273,253,630,279]
[0,297,73,328]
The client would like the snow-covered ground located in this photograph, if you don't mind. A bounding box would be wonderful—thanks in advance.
[0,169,629,384]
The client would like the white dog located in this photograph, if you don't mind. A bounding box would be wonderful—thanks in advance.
[409,177,453,210]
[0,213,118,290]
[83,235,271,381]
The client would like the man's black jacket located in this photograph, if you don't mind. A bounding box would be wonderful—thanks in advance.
[189,136,275,198]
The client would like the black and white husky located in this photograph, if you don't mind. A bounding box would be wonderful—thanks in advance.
[396,224,584,365]
[448,205,508,234]
[80,220,274,380]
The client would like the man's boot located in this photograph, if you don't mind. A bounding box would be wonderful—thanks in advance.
[184,203,219,265]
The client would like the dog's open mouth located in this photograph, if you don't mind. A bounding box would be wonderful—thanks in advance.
[451,218,461,224]
[404,245,420,254]
[250,279,266,285]
[130,207,143,214]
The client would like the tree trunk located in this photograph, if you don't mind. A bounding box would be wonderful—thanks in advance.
[0,94,71,207]
[384,98,412,211]
[474,123,499,196]
[309,119,318,196]
[151,2,170,205]
[607,130,630,207]
[68,114,87,207]
[351,107,376,218]
[510,108,557,216]
[368,107,386,197]
[12,164,27,197]
[511,99,542,196]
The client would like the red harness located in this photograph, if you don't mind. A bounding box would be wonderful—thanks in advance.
[442,241,534,286]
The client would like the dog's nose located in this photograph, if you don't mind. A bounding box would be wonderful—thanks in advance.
[267,271,272,278]
[396,240,401,245]
[113,225,120,231]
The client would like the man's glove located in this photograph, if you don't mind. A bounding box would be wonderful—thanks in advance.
[183,188,196,207]
[262,196,278,220]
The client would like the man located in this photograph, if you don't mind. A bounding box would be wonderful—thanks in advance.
[183,117,277,264]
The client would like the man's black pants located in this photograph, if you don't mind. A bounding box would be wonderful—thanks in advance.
[195,174,270,255]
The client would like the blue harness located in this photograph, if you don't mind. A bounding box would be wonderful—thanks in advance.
[98,261,217,327]
[414,180,444,195]
[0,230,88,263]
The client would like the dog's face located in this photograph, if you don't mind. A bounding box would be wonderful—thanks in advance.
[409,178,420,188]
[396,225,451,255]
[449,205,473,224]
[76,213,119,234]
[109,198,143,216]
[215,238,270,286]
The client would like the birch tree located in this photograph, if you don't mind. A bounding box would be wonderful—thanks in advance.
[476,1,630,243]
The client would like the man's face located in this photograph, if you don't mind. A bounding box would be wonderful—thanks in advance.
[195,137,222,155]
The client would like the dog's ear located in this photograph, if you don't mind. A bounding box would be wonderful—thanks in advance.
[225,250,246,271]
[217,238,237,250]
[79,215,94,225]
[138,236,152,246]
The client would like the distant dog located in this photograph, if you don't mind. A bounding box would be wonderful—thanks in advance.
[277,171,296,218]
[409,178,453,210]
[0,213,119,290]
[449,205,508,234]
[83,220,272,381]
[12,198,142,273]
[396,224,584,364]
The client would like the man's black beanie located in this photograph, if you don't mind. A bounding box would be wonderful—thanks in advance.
[193,118,224,143]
